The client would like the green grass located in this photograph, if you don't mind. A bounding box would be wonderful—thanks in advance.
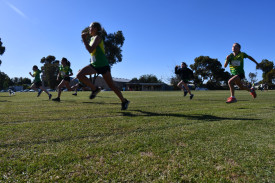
[0,90,274,182]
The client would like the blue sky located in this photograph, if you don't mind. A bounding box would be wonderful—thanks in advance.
[1,0,275,83]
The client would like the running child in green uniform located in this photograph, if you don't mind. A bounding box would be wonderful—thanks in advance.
[77,22,129,110]
[224,43,259,103]
[52,58,73,102]
[175,62,194,99]
[29,65,52,99]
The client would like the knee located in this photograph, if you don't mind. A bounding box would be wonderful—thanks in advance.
[76,73,82,79]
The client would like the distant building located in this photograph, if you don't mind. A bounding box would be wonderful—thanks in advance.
[71,76,131,91]
[9,86,23,91]
[126,83,173,91]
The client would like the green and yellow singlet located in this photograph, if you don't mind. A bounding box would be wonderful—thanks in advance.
[33,69,42,82]
[59,65,72,78]
[226,52,249,75]
[89,36,109,68]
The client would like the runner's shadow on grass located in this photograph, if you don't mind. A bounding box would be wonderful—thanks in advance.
[120,110,260,121]
[82,102,120,105]
[196,99,227,102]
[0,100,10,102]
[82,101,106,104]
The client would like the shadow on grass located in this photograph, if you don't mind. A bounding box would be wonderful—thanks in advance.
[0,100,10,102]
[120,110,260,122]
[0,110,261,148]
[82,101,105,104]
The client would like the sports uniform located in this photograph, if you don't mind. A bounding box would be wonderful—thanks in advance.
[226,52,249,79]
[89,36,110,74]
[33,69,42,88]
[59,65,73,81]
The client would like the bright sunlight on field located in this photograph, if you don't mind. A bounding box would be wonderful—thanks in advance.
[0,90,274,182]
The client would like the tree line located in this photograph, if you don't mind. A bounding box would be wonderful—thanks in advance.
[0,28,125,90]
[1,35,275,90]
[169,56,275,89]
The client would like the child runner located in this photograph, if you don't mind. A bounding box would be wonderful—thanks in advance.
[29,65,52,99]
[175,62,194,99]
[52,58,73,102]
[77,22,129,110]
[224,43,259,103]
[71,79,87,96]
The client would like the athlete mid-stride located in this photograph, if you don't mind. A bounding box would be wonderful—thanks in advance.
[224,43,259,103]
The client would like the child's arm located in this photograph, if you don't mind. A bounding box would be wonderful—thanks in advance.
[29,72,34,77]
[82,34,101,54]
[247,55,259,66]
[224,55,230,68]
[175,66,179,74]
[56,72,60,80]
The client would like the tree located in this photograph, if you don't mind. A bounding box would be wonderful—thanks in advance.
[258,59,274,85]
[0,38,5,66]
[131,74,162,83]
[81,28,125,66]
[248,72,257,84]
[170,74,182,90]
[266,69,275,84]
[12,77,31,85]
[129,77,139,83]
[40,55,60,89]
[138,74,162,83]
[190,56,231,89]
[0,71,12,90]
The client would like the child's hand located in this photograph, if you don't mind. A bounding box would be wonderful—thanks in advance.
[81,32,88,39]
[256,63,261,69]
[29,72,31,75]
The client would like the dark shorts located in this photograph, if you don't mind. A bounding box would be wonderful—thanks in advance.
[236,73,245,80]
[63,76,71,82]
[90,65,110,75]
[34,81,42,88]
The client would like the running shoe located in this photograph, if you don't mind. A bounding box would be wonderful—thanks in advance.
[72,93,77,96]
[250,88,257,98]
[37,90,42,97]
[184,91,188,97]
[226,97,237,103]
[52,97,60,102]
[90,87,101,99]
[190,94,194,100]
[49,94,52,100]
[121,99,130,110]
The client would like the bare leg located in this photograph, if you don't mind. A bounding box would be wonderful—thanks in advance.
[30,83,38,91]
[182,82,192,95]
[102,71,126,103]
[77,65,97,91]
[228,75,250,97]
[39,86,50,95]
[57,80,66,98]
[64,81,72,91]
[177,81,184,90]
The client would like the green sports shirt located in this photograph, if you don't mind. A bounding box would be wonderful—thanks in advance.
[89,36,109,68]
[59,65,72,78]
[33,69,41,82]
[226,52,249,75]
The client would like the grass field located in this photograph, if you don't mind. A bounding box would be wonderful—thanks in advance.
[0,90,274,182]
